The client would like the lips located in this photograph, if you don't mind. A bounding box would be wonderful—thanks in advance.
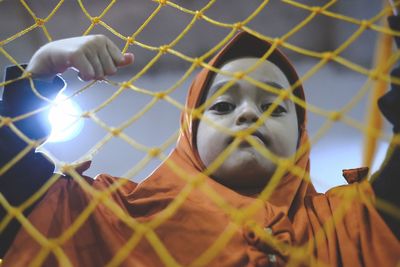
[250,130,268,146]
[227,130,268,147]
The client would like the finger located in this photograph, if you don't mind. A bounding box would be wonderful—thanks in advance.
[98,46,117,76]
[85,50,104,79]
[117,53,134,68]
[70,52,95,81]
[106,38,124,65]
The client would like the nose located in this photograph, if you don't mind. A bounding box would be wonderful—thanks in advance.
[236,104,259,125]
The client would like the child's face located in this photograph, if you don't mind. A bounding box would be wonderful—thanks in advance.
[196,57,299,190]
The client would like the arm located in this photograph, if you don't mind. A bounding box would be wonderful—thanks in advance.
[370,15,400,240]
[0,35,134,256]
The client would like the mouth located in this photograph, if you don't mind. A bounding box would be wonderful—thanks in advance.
[228,130,268,147]
[250,131,268,147]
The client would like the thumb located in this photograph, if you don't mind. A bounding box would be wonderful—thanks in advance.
[117,53,134,68]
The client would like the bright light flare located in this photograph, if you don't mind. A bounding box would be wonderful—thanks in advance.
[48,94,84,143]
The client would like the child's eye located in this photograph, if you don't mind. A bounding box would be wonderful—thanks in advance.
[210,101,236,113]
[261,103,287,116]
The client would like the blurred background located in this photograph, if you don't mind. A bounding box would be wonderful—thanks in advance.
[0,0,393,192]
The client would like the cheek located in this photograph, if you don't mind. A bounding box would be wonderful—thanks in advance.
[196,119,227,166]
[267,117,298,157]
[280,125,298,156]
[197,121,217,166]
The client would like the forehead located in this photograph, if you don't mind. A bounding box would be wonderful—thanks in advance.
[211,57,291,91]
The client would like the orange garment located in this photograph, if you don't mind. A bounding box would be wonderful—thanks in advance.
[4,32,400,266]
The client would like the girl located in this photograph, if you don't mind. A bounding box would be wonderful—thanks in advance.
[1,21,399,266]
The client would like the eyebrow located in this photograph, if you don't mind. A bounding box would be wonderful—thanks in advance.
[208,81,238,97]
[208,79,284,97]
[263,81,284,90]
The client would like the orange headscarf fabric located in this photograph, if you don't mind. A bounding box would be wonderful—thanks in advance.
[4,32,399,267]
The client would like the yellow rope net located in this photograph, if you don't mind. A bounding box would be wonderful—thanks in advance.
[0,0,400,266]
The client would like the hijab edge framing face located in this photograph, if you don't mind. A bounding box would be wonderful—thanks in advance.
[174,32,308,195]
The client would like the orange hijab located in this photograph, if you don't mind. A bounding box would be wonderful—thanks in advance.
[4,32,399,267]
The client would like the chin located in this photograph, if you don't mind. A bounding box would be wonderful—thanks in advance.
[233,149,276,173]
[211,151,277,190]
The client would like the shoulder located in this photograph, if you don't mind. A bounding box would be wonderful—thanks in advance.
[55,172,138,192]
[42,173,138,209]
[53,161,138,193]
[93,173,138,192]
[304,180,376,225]
[306,180,375,206]
[324,180,374,203]
[308,167,373,203]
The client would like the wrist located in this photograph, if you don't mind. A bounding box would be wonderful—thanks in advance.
[25,47,59,81]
